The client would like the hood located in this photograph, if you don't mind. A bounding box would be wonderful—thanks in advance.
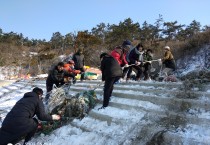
[23,92,38,98]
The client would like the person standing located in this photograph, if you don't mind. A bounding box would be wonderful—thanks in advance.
[99,53,122,109]
[72,48,85,81]
[161,46,176,76]
[110,40,132,80]
[143,49,153,80]
[127,43,145,81]
[0,87,60,145]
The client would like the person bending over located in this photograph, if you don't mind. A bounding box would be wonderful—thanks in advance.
[0,87,60,145]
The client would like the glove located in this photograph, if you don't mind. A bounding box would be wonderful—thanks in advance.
[124,64,129,68]
[135,61,141,66]
[52,114,61,120]
[37,122,42,129]
[158,59,162,65]
[64,78,69,83]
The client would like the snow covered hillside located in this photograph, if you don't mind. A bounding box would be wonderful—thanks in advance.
[1,79,210,145]
[176,45,210,76]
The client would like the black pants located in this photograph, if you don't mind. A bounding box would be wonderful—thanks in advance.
[46,79,65,101]
[23,118,38,144]
[103,77,120,107]
[127,65,143,79]
[143,63,151,80]
[0,118,38,145]
[78,67,85,81]
[122,67,130,79]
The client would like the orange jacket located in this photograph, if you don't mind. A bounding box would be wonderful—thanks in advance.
[64,64,81,74]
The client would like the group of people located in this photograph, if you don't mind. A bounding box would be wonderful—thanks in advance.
[0,49,86,145]
[45,48,86,102]
[110,40,176,81]
[0,41,176,145]
[99,40,176,109]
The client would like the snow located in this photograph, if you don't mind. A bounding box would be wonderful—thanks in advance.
[36,74,48,78]
[1,45,210,144]
[176,124,210,144]
[0,79,210,145]
[177,46,210,76]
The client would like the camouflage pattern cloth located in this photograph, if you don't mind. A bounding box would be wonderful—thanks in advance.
[38,86,98,135]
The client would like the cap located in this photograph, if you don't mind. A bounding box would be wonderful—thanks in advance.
[164,46,170,50]
[122,40,132,47]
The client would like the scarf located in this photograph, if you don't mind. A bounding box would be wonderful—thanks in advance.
[135,47,144,62]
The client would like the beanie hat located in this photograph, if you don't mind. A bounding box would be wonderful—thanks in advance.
[100,52,108,59]
[122,40,132,47]
[57,62,65,67]
[164,46,170,50]
[32,87,43,96]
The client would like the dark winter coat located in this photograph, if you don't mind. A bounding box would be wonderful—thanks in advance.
[72,52,85,69]
[0,92,52,145]
[47,66,74,87]
[143,53,153,62]
[162,50,176,71]
[128,48,145,66]
[100,55,122,81]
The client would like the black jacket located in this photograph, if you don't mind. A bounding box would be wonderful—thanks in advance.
[72,52,85,69]
[128,48,145,65]
[101,55,122,81]
[0,92,52,145]
[47,66,74,86]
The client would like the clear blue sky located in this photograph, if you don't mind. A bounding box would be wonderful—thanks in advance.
[0,0,209,41]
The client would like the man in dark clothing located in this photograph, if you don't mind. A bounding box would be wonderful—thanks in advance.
[72,48,85,81]
[46,62,75,101]
[0,87,60,145]
[143,49,153,80]
[99,53,122,109]
[127,43,145,81]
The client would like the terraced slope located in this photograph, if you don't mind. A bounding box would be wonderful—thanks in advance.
[69,80,210,145]
[1,80,210,145]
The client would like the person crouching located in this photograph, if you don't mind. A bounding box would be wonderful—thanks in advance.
[0,87,60,145]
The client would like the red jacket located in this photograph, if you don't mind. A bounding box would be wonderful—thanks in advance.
[110,47,128,66]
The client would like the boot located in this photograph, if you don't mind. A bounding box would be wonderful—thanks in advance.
[126,78,131,83]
